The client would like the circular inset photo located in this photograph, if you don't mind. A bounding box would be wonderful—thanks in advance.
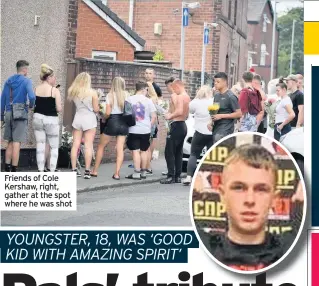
[190,132,306,274]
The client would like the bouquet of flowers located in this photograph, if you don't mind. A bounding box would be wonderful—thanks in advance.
[157,99,172,132]
[97,89,107,118]
[264,97,278,129]
[61,126,73,151]
[208,102,220,128]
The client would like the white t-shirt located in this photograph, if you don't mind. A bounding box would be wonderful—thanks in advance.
[126,94,156,134]
[105,93,126,114]
[189,98,214,135]
[275,96,293,123]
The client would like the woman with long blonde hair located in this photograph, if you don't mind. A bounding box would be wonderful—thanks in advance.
[91,77,129,179]
[69,72,99,179]
[183,85,214,186]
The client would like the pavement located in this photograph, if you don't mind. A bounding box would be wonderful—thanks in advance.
[76,157,168,193]
[1,182,192,226]
[1,157,193,226]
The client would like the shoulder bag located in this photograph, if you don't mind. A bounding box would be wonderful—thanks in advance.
[123,100,136,127]
[10,86,28,120]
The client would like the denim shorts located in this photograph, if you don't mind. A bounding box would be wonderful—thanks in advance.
[3,111,28,142]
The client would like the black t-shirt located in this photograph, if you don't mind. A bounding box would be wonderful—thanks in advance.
[213,90,240,134]
[289,90,304,127]
[152,82,162,97]
[198,230,294,271]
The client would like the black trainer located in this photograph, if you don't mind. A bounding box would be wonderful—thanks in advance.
[175,177,182,183]
[4,163,11,172]
[83,170,91,179]
[160,177,175,184]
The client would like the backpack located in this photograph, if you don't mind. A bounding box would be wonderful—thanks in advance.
[241,87,262,115]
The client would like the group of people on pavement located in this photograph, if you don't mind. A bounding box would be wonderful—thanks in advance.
[1,60,304,186]
[180,70,304,186]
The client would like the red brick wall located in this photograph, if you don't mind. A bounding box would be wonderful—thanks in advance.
[108,0,130,24]
[76,1,135,61]
[108,0,214,72]
[214,0,248,85]
[247,1,279,86]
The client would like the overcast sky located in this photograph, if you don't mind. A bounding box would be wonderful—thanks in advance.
[271,0,304,16]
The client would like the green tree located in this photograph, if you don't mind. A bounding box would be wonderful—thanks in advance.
[277,7,304,77]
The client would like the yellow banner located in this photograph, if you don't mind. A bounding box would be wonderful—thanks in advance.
[305,22,319,54]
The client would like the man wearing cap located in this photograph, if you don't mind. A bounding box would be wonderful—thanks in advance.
[285,74,304,128]
[296,74,304,92]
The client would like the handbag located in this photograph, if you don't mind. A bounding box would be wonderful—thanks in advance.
[10,86,28,120]
[122,100,136,127]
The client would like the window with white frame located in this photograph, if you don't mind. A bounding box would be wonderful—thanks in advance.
[263,14,270,33]
[260,44,266,66]
[263,19,267,32]
[92,51,116,61]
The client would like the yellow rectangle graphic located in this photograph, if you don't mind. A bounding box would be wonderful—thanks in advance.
[305,22,319,54]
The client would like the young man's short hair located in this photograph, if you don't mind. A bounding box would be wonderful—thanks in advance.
[136,81,148,92]
[145,68,155,74]
[173,79,184,87]
[253,74,262,82]
[223,144,278,184]
[16,60,29,71]
[165,77,175,85]
[242,71,254,83]
[214,72,228,81]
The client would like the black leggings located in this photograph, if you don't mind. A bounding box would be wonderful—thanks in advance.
[165,121,187,178]
[187,131,213,176]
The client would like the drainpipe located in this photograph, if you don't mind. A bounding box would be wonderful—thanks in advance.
[129,0,134,28]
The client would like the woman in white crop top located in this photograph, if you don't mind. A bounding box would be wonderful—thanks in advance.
[68,72,99,179]
[183,85,214,186]
[274,79,295,142]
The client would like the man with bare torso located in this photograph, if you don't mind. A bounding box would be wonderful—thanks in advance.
[160,80,190,184]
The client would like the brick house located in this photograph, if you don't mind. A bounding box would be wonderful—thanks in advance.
[65,0,182,163]
[75,0,145,61]
[107,0,249,86]
[247,0,279,88]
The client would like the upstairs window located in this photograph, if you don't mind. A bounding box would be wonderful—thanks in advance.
[263,19,267,32]
[260,44,266,66]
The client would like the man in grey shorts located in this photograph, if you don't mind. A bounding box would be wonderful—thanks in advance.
[1,60,36,172]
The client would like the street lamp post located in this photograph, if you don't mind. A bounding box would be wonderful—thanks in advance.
[270,1,277,80]
[180,2,186,81]
[180,2,200,81]
[290,19,296,74]
[201,23,208,86]
[201,22,218,86]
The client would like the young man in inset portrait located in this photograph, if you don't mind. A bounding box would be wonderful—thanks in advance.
[198,144,304,271]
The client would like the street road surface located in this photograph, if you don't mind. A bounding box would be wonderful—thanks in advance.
[1,183,192,226]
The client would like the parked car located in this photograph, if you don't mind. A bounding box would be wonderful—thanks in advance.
[280,127,304,175]
[182,114,207,172]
